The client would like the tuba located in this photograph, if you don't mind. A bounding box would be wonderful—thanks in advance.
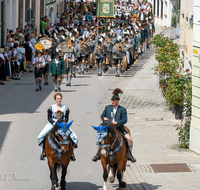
[79,38,87,54]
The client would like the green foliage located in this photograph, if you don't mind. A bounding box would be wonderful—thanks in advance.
[152,34,179,76]
[174,120,190,149]
[152,34,192,147]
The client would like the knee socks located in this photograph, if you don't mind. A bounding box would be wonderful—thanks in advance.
[36,81,39,89]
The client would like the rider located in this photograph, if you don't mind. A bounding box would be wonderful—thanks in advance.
[92,88,136,163]
[38,92,78,161]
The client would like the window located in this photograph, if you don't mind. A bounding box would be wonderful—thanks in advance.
[161,0,163,18]
[154,0,156,15]
[157,0,159,17]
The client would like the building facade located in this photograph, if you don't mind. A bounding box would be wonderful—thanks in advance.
[148,0,180,28]
[190,0,200,154]
[1,0,57,45]
[179,0,193,72]
[46,0,57,24]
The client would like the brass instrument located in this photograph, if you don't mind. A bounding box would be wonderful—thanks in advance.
[123,46,132,52]
[79,38,87,54]
[115,44,122,50]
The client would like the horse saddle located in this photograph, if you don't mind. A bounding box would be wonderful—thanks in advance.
[116,128,129,149]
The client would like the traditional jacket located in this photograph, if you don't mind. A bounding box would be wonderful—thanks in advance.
[49,58,64,75]
[101,105,128,134]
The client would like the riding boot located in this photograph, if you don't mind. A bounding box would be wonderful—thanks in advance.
[40,142,46,160]
[92,148,100,162]
[70,152,76,161]
[127,143,136,163]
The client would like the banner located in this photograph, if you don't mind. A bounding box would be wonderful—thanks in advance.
[97,0,114,18]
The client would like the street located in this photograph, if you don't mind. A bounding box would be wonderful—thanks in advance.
[0,56,144,190]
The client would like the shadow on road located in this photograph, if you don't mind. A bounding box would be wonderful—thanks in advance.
[0,122,11,153]
[65,181,102,190]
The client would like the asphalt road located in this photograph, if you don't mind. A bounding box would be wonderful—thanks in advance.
[0,67,125,190]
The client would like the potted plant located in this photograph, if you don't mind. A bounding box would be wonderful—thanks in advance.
[166,74,185,119]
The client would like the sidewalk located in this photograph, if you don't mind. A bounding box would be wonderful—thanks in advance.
[100,50,200,190]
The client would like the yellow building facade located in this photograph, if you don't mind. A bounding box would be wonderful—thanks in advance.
[190,0,200,153]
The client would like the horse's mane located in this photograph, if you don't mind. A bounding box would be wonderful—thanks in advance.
[49,125,59,134]
[101,120,115,136]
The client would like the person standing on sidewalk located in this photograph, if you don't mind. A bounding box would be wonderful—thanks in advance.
[92,88,136,163]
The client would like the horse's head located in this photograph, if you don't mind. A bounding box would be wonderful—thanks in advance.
[54,120,74,152]
[92,120,115,157]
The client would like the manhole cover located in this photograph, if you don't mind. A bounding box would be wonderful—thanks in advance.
[150,163,191,173]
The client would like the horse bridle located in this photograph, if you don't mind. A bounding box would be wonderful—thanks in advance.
[98,126,118,150]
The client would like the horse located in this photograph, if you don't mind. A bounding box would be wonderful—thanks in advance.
[45,121,74,190]
[92,120,130,190]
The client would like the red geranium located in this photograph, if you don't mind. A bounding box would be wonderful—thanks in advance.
[57,110,63,114]
[176,75,179,78]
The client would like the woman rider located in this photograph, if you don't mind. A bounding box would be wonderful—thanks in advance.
[38,92,78,161]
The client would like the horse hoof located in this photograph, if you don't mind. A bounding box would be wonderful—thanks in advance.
[108,176,115,183]
[103,187,108,190]
[119,182,127,188]
[56,182,60,187]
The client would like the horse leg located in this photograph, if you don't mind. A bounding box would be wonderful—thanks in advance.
[117,166,127,189]
[103,168,108,190]
[108,165,115,183]
[50,167,58,190]
[101,161,108,190]
[60,166,67,190]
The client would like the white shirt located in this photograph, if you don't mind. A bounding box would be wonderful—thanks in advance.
[33,57,45,67]
[0,53,5,60]
[112,106,118,121]
[55,58,59,67]
[64,53,74,62]
[43,55,51,65]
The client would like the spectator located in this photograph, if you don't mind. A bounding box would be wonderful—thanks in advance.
[3,46,12,81]
[41,17,47,34]
[0,47,6,85]
[17,43,25,76]
[7,30,13,41]
[24,38,34,72]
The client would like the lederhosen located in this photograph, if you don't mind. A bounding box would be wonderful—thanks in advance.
[52,60,62,80]
[34,57,44,78]
[65,53,74,75]
[43,55,50,74]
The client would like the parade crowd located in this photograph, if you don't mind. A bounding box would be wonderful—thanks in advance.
[0,0,155,92]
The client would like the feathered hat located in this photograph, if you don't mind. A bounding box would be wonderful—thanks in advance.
[111,88,123,100]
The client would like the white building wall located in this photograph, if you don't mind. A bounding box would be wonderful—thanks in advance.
[7,0,12,30]
[190,0,200,154]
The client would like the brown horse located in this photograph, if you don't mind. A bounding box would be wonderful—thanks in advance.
[45,121,74,190]
[92,120,130,190]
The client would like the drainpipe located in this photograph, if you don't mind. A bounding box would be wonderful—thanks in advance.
[2,0,7,45]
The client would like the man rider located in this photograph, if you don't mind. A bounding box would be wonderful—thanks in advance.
[92,88,136,163]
